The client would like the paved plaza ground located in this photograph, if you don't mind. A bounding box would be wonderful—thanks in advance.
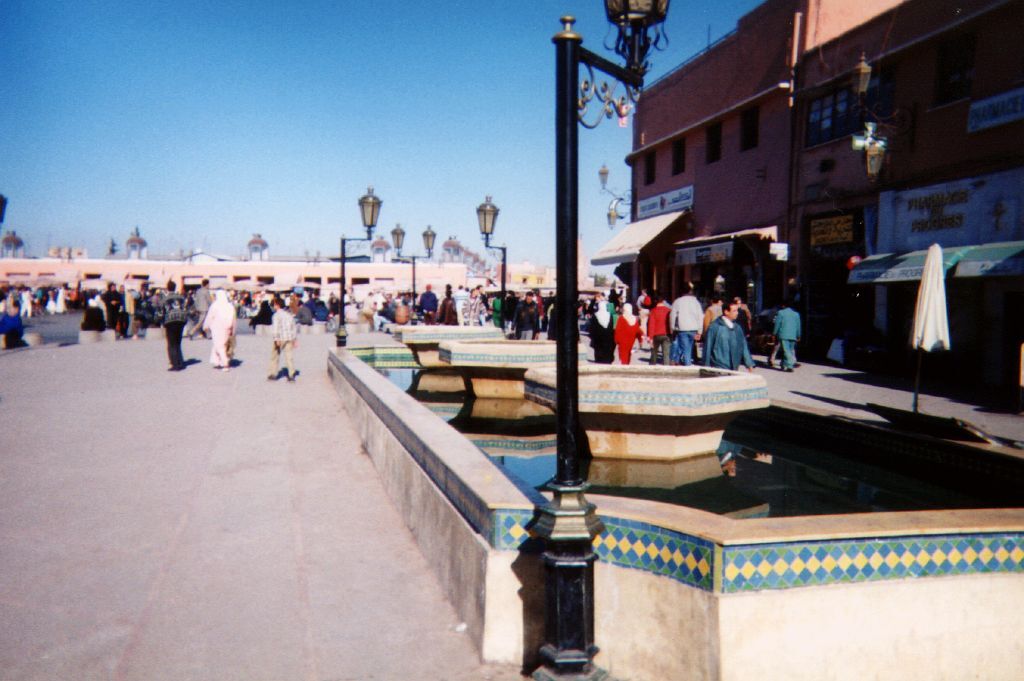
[0,330,525,680]
[2,316,1021,680]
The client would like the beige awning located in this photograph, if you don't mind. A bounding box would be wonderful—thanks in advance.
[674,225,777,265]
[591,210,690,266]
[673,225,777,248]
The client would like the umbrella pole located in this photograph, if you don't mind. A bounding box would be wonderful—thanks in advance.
[912,347,923,413]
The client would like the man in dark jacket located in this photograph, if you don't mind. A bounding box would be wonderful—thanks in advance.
[703,301,754,372]
[162,282,188,371]
[513,291,540,340]
[418,284,438,324]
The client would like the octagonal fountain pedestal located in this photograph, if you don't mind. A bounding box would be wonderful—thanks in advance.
[524,364,768,460]
[439,339,589,399]
[392,325,504,368]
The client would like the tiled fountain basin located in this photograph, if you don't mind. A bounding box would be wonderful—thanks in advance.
[525,365,768,459]
[392,325,504,367]
[329,348,1024,681]
[439,339,588,399]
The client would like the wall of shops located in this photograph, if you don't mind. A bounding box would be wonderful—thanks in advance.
[0,258,471,296]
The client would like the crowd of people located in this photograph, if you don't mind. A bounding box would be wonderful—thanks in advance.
[4,277,802,375]
[362,284,552,340]
[581,284,801,372]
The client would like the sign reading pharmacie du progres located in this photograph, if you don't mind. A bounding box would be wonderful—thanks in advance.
[967,85,1024,134]
[637,185,694,219]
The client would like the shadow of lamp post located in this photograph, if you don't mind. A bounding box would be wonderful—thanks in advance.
[336,186,382,347]
[535,3,669,679]
[477,196,506,304]
[391,223,436,319]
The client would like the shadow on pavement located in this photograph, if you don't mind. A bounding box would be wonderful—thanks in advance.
[789,390,872,412]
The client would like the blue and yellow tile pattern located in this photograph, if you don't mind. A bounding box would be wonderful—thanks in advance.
[493,508,715,591]
[720,533,1024,593]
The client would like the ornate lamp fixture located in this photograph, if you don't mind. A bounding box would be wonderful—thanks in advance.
[477,196,506,302]
[604,0,670,75]
[476,195,500,246]
[599,163,632,228]
[852,122,888,182]
[358,186,382,238]
[337,186,382,347]
[390,223,405,255]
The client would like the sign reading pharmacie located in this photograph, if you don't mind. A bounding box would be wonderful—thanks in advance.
[967,85,1024,134]
[637,185,694,219]
[876,166,1024,253]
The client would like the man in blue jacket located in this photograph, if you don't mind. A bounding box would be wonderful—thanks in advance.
[703,301,754,372]
[773,300,802,372]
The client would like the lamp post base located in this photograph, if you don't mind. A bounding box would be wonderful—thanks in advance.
[531,483,610,681]
[335,326,348,348]
[532,664,610,681]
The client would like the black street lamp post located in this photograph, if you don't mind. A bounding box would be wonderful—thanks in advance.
[336,186,382,347]
[477,196,507,303]
[534,5,668,680]
[391,223,436,315]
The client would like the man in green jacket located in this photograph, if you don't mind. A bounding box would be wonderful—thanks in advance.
[773,300,802,372]
[703,301,754,372]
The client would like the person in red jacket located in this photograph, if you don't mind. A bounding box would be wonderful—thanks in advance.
[614,303,643,365]
[646,294,672,365]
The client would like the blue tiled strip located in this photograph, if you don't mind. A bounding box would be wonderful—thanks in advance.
[348,345,417,368]
[439,349,557,364]
[525,382,768,409]
[470,437,557,452]
[720,533,1024,593]
[492,508,715,591]
[397,329,503,343]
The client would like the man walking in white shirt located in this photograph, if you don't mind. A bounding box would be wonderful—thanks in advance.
[669,283,704,365]
[268,296,298,382]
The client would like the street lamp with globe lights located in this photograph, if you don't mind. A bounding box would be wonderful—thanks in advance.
[391,223,436,316]
[536,3,670,680]
[336,186,382,347]
[598,163,632,228]
[476,196,507,304]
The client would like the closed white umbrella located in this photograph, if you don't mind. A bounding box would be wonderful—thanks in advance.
[910,243,951,412]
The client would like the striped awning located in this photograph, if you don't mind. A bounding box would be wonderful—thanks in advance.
[847,246,971,284]
[954,240,1024,278]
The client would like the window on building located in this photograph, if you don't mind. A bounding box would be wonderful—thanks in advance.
[740,106,759,151]
[805,88,856,146]
[643,151,657,185]
[706,122,722,163]
[864,67,896,120]
[934,34,975,105]
[671,138,686,175]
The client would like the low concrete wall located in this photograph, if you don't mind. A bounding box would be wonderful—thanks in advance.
[329,348,1024,680]
[328,351,538,664]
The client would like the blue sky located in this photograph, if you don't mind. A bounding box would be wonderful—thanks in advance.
[1,0,763,268]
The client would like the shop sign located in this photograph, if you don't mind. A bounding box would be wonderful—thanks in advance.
[810,215,854,246]
[676,241,732,265]
[877,167,1024,253]
[769,242,789,261]
[967,86,1024,134]
[637,185,694,219]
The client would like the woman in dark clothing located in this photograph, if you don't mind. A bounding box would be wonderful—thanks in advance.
[588,307,615,364]
[249,300,273,329]
[437,285,458,326]
[81,297,107,331]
